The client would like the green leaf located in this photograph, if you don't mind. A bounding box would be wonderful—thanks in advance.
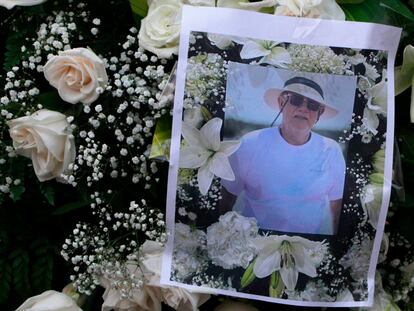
[0,259,12,303]
[52,200,90,215]
[10,184,25,202]
[240,260,256,288]
[340,0,414,25]
[40,182,55,206]
[3,31,25,71]
[129,0,148,19]
[10,248,31,297]
[149,114,172,161]
[37,91,66,112]
[30,243,54,292]
[380,0,414,22]
[269,271,285,298]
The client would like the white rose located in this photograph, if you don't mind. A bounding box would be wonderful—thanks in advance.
[8,109,76,182]
[138,0,182,59]
[15,290,82,311]
[43,47,108,104]
[0,0,45,10]
[275,0,345,20]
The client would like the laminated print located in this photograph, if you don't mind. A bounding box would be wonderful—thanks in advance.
[162,7,401,308]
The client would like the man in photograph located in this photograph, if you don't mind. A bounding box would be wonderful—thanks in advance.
[221,76,346,235]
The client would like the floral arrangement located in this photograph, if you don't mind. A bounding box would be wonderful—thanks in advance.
[1,0,414,310]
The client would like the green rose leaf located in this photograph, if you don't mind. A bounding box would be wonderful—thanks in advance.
[129,0,148,21]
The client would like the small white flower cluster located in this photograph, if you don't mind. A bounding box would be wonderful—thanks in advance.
[287,44,350,74]
[339,235,373,282]
[177,176,222,213]
[184,53,227,108]
[172,223,207,281]
[191,273,235,291]
[206,211,258,269]
[61,200,166,294]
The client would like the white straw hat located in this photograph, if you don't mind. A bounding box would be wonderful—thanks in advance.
[264,77,338,119]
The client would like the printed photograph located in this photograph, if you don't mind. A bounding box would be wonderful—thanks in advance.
[168,30,389,304]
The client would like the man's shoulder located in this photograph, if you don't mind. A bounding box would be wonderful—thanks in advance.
[242,127,275,144]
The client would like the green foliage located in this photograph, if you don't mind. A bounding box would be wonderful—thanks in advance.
[3,31,26,71]
[0,258,12,304]
[340,0,414,26]
[40,182,55,206]
[10,248,31,298]
[10,184,25,202]
[30,240,54,293]
[52,199,90,215]
[129,0,148,22]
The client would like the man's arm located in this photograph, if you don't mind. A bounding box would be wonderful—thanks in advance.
[219,187,237,215]
[330,199,342,234]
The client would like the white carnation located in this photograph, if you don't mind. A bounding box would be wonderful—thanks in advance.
[207,211,258,269]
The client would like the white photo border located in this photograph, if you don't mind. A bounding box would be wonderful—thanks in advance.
[162,6,401,308]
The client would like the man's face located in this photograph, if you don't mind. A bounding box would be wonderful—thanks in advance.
[279,92,324,131]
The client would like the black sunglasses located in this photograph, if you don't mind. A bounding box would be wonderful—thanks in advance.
[284,92,324,112]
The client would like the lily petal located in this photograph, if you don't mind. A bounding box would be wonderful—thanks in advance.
[362,107,379,135]
[209,152,235,181]
[200,118,222,151]
[280,266,299,291]
[240,40,270,59]
[219,140,241,156]
[179,146,210,169]
[197,163,214,195]
[253,250,281,278]
[182,121,202,147]
[262,47,291,67]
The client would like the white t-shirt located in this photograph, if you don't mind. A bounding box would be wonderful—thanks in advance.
[221,127,346,235]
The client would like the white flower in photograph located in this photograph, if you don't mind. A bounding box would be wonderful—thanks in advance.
[138,0,181,59]
[0,0,45,9]
[339,238,372,281]
[361,182,383,229]
[287,44,346,74]
[362,72,387,134]
[183,104,204,129]
[207,211,258,269]
[207,33,234,50]
[173,223,207,280]
[274,0,345,20]
[252,235,321,290]
[15,290,82,311]
[43,47,108,105]
[217,0,276,12]
[174,223,206,253]
[179,118,240,195]
[238,39,291,67]
[8,109,76,182]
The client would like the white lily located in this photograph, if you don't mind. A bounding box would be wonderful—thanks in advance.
[238,39,291,67]
[252,235,320,290]
[362,73,387,135]
[179,118,240,195]
[395,45,414,122]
